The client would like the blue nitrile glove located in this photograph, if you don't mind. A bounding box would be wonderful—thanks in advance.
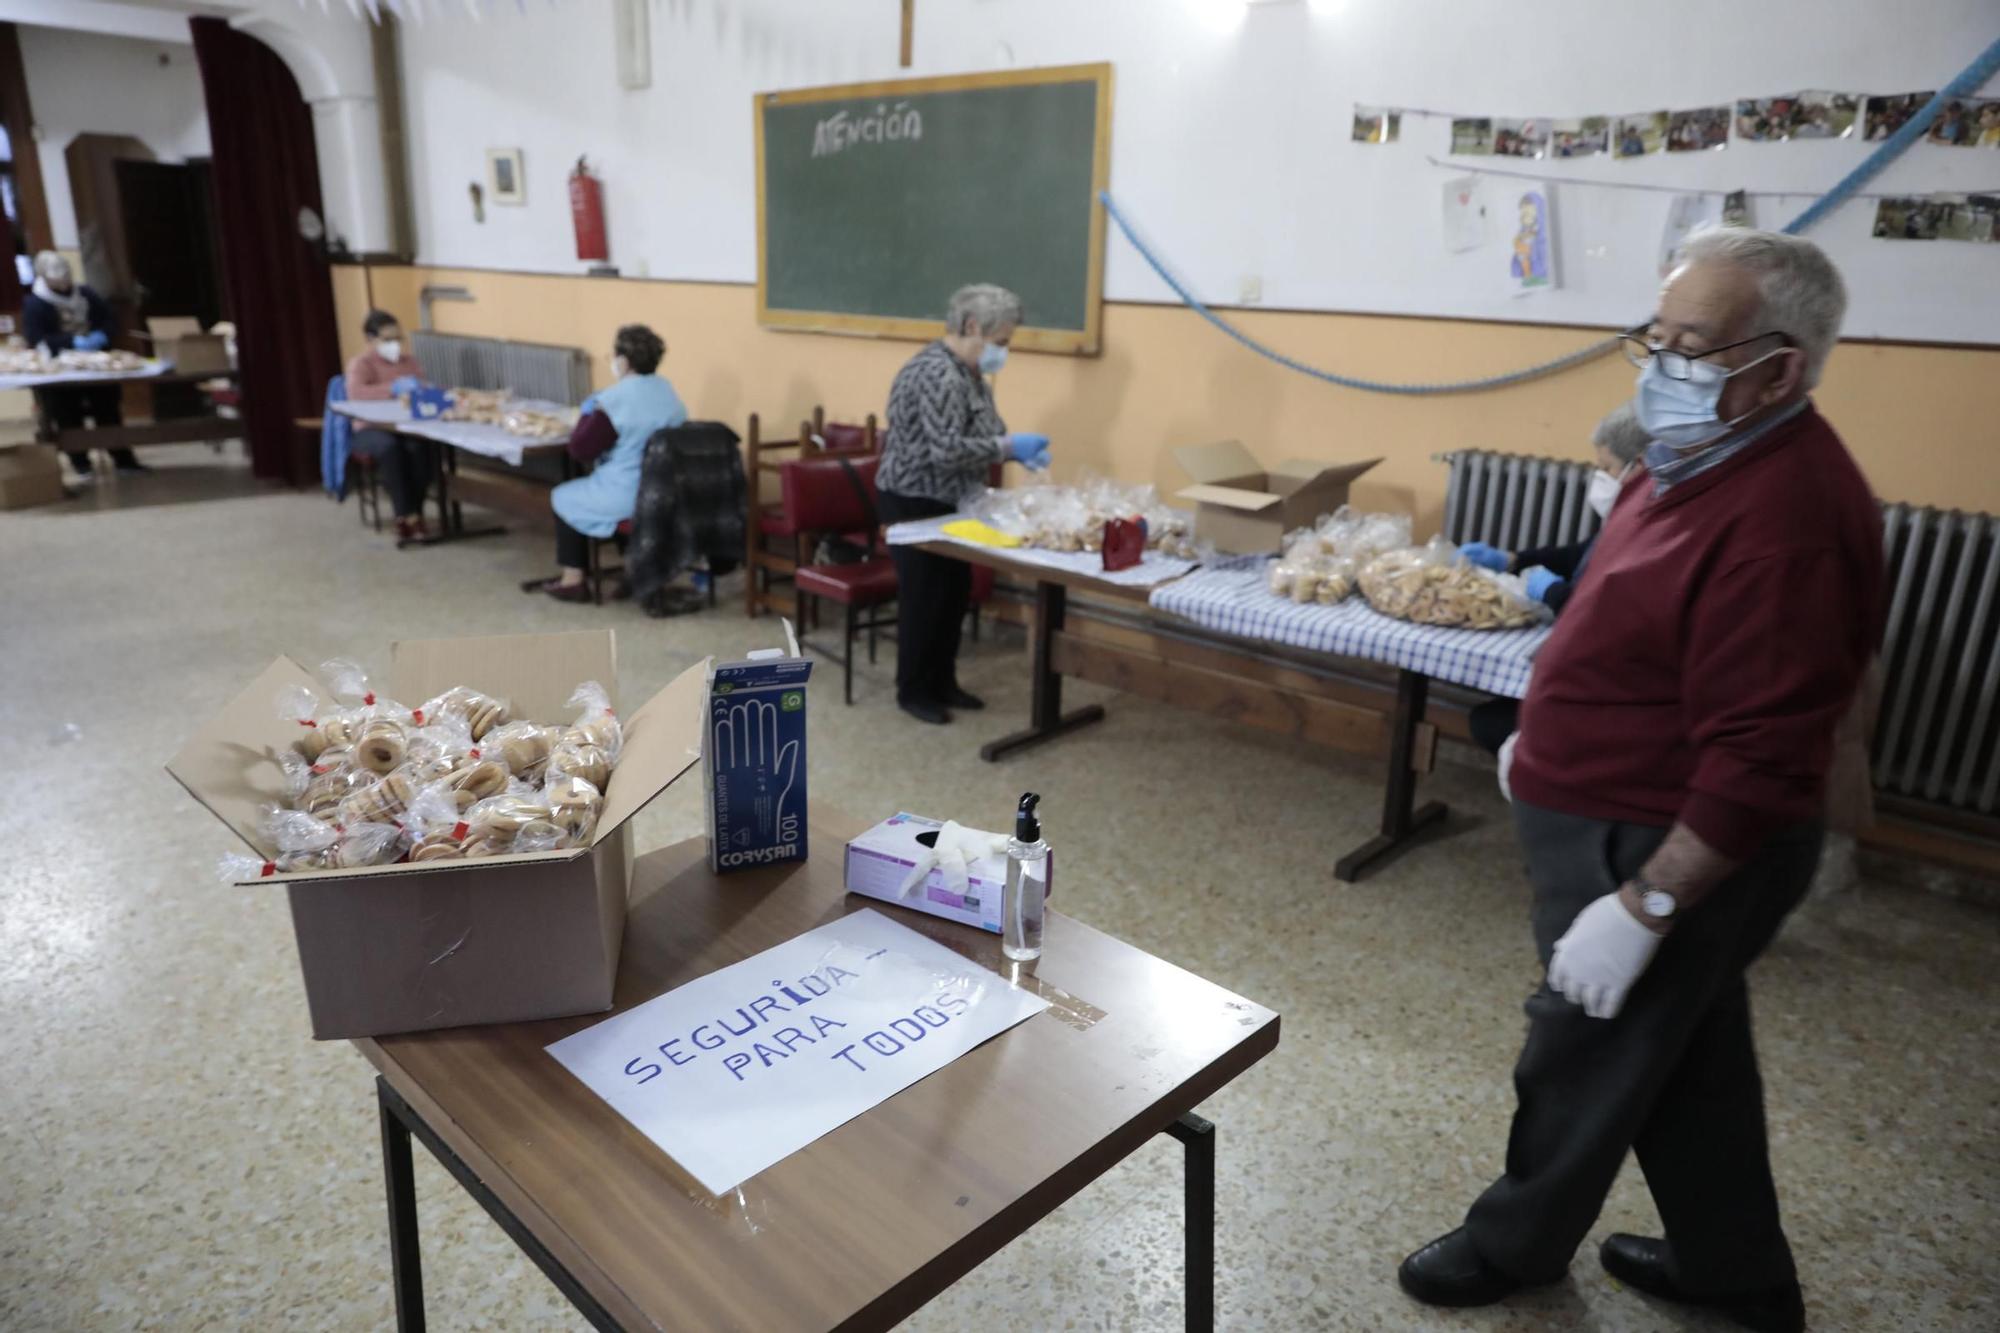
[1523,565,1564,603]
[1008,433,1050,465]
[75,330,110,352]
[1460,540,1509,572]
[391,375,420,396]
[579,393,601,416]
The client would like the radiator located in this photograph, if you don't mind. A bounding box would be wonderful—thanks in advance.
[410,332,593,405]
[1441,449,2000,822]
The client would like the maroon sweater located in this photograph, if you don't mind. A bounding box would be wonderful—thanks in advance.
[1510,405,1883,860]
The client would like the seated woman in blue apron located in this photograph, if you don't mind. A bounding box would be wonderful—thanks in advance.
[529,323,687,602]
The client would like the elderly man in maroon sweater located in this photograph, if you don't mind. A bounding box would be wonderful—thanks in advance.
[1400,229,1883,1333]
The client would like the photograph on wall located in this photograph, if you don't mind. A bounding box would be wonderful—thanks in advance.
[1614,111,1668,158]
[1492,118,1550,159]
[1863,92,1934,141]
[1722,190,1754,227]
[487,148,526,204]
[1872,195,1941,240]
[1790,91,1858,139]
[1659,193,1722,276]
[1963,195,2000,241]
[1735,96,1797,142]
[1667,105,1730,152]
[1550,117,1609,158]
[1509,185,1556,296]
[1450,117,1494,155]
[1927,99,1999,147]
[1442,176,1487,253]
[1351,105,1402,144]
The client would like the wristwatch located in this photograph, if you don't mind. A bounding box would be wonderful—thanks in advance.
[1632,874,1678,922]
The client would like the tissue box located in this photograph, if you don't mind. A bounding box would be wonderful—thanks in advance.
[844,813,1052,934]
[410,386,452,420]
[704,628,812,874]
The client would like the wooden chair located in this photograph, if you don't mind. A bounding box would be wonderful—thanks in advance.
[786,454,897,705]
[744,405,879,619]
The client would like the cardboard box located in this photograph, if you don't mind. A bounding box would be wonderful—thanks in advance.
[704,624,812,874]
[844,813,1053,935]
[145,316,232,376]
[167,630,706,1039]
[0,444,65,511]
[1174,440,1382,554]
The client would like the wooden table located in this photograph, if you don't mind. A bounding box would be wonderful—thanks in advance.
[29,368,242,456]
[915,539,1461,879]
[355,813,1279,1332]
[332,399,570,547]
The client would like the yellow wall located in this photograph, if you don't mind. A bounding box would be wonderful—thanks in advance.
[336,265,2000,530]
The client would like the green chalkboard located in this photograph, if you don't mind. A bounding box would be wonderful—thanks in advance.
[756,64,1111,355]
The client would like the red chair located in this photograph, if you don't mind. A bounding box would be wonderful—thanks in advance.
[744,406,878,619]
[785,455,897,705]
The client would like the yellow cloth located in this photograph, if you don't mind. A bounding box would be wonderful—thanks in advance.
[940,519,1023,548]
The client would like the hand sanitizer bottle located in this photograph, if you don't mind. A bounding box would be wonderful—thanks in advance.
[1003,792,1049,961]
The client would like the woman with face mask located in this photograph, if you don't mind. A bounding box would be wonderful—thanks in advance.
[875,283,1052,725]
[528,322,687,602]
[21,250,144,478]
[343,308,435,542]
[1462,400,1649,761]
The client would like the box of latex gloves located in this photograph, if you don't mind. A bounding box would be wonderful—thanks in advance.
[844,813,1052,934]
[705,622,812,874]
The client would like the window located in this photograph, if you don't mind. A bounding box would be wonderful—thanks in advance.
[0,121,29,288]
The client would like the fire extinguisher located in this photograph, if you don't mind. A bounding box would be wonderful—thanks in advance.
[570,156,608,264]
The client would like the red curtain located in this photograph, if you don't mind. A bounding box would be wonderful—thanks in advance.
[191,17,340,485]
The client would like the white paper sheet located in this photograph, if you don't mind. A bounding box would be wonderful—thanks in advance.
[546,908,1049,1195]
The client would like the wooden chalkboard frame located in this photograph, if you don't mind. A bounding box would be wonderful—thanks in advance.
[755,62,1113,356]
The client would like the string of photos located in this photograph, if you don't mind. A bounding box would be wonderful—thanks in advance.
[1355,89,2000,244]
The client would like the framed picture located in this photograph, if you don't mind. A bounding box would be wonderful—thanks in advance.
[487,148,525,205]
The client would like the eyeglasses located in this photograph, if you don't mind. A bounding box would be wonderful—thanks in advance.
[1618,324,1794,381]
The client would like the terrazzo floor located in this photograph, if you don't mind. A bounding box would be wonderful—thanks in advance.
[3,446,1995,1332]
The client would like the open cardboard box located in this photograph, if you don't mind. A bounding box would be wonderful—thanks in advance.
[167,630,705,1039]
[0,443,65,511]
[1174,440,1382,554]
[145,316,231,376]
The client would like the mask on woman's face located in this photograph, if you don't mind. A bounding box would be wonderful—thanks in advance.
[1586,467,1625,519]
[977,342,1009,375]
[377,339,403,364]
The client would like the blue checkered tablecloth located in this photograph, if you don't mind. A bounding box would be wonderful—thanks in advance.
[1147,556,1552,698]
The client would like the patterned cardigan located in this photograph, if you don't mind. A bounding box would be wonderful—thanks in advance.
[876,340,1010,504]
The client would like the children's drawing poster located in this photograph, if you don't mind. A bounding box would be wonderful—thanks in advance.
[1443,176,1487,254]
[1509,184,1557,296]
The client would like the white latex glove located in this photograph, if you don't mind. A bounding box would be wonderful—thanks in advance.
[1496,731,1518,802]
[1547,891,1662,1019]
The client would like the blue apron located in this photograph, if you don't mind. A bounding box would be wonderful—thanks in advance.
[551,373,688,538]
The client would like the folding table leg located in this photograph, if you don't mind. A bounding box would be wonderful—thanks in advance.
[979,579,1105,761]
[378,1082,426,1333]
[844,602,856,705]
[1333,668,1449,881]
[1166,1112,1215,1333]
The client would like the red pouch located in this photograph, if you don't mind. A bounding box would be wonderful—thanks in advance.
[1101,516,1149,572]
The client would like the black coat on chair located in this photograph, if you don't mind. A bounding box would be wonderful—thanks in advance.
[627,421,746,612]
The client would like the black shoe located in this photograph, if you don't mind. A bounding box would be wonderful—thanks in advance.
[1600,1235,1805,1333]
[942,686,985,711]
[898,698,951,725]
[1398,1228,1543,1308]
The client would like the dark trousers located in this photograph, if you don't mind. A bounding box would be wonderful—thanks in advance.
[1468,698,1520,754]
[349,428,432,518]
[1464,800,1822,1294]
[556,515,591,569]
[38,386,138,472]
[877,490,968,705]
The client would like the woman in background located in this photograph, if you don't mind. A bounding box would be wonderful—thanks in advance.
[531,323,687,602]
[344,309,432,542]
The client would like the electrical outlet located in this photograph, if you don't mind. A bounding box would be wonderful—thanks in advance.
[1238,275,1263,305]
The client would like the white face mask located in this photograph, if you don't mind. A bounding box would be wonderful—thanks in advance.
[1586,467,1625,520]
[377,339,403,364]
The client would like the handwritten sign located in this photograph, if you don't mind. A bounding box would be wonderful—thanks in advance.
[546,909,1049,1195]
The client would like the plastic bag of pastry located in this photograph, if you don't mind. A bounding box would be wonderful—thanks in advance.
[1267,560,1300,599]
[509,819,576,854]
[320,657,416,727]
[564,680,623,762]
[439,754,511,805]
[545,771,604,844]
[458,791,554,857]
[339,768,418,828]
[329,820,404,868]
[216,850,281,881]
[263,805,340,857]
[1358,538,1539,630]
[401,713,473,784]
[416,684,512,739]
[483,719,561,781]
[546,738,612,793]
[275,683,333,761]
[402,780,472,861]
[1315,556,1359,604]
[352,714,410,775]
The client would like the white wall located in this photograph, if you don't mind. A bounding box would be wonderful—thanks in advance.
[394,0,2000,342]
[18,24,211,250]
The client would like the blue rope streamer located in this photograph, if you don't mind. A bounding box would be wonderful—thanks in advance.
[1100,31,2000,395]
